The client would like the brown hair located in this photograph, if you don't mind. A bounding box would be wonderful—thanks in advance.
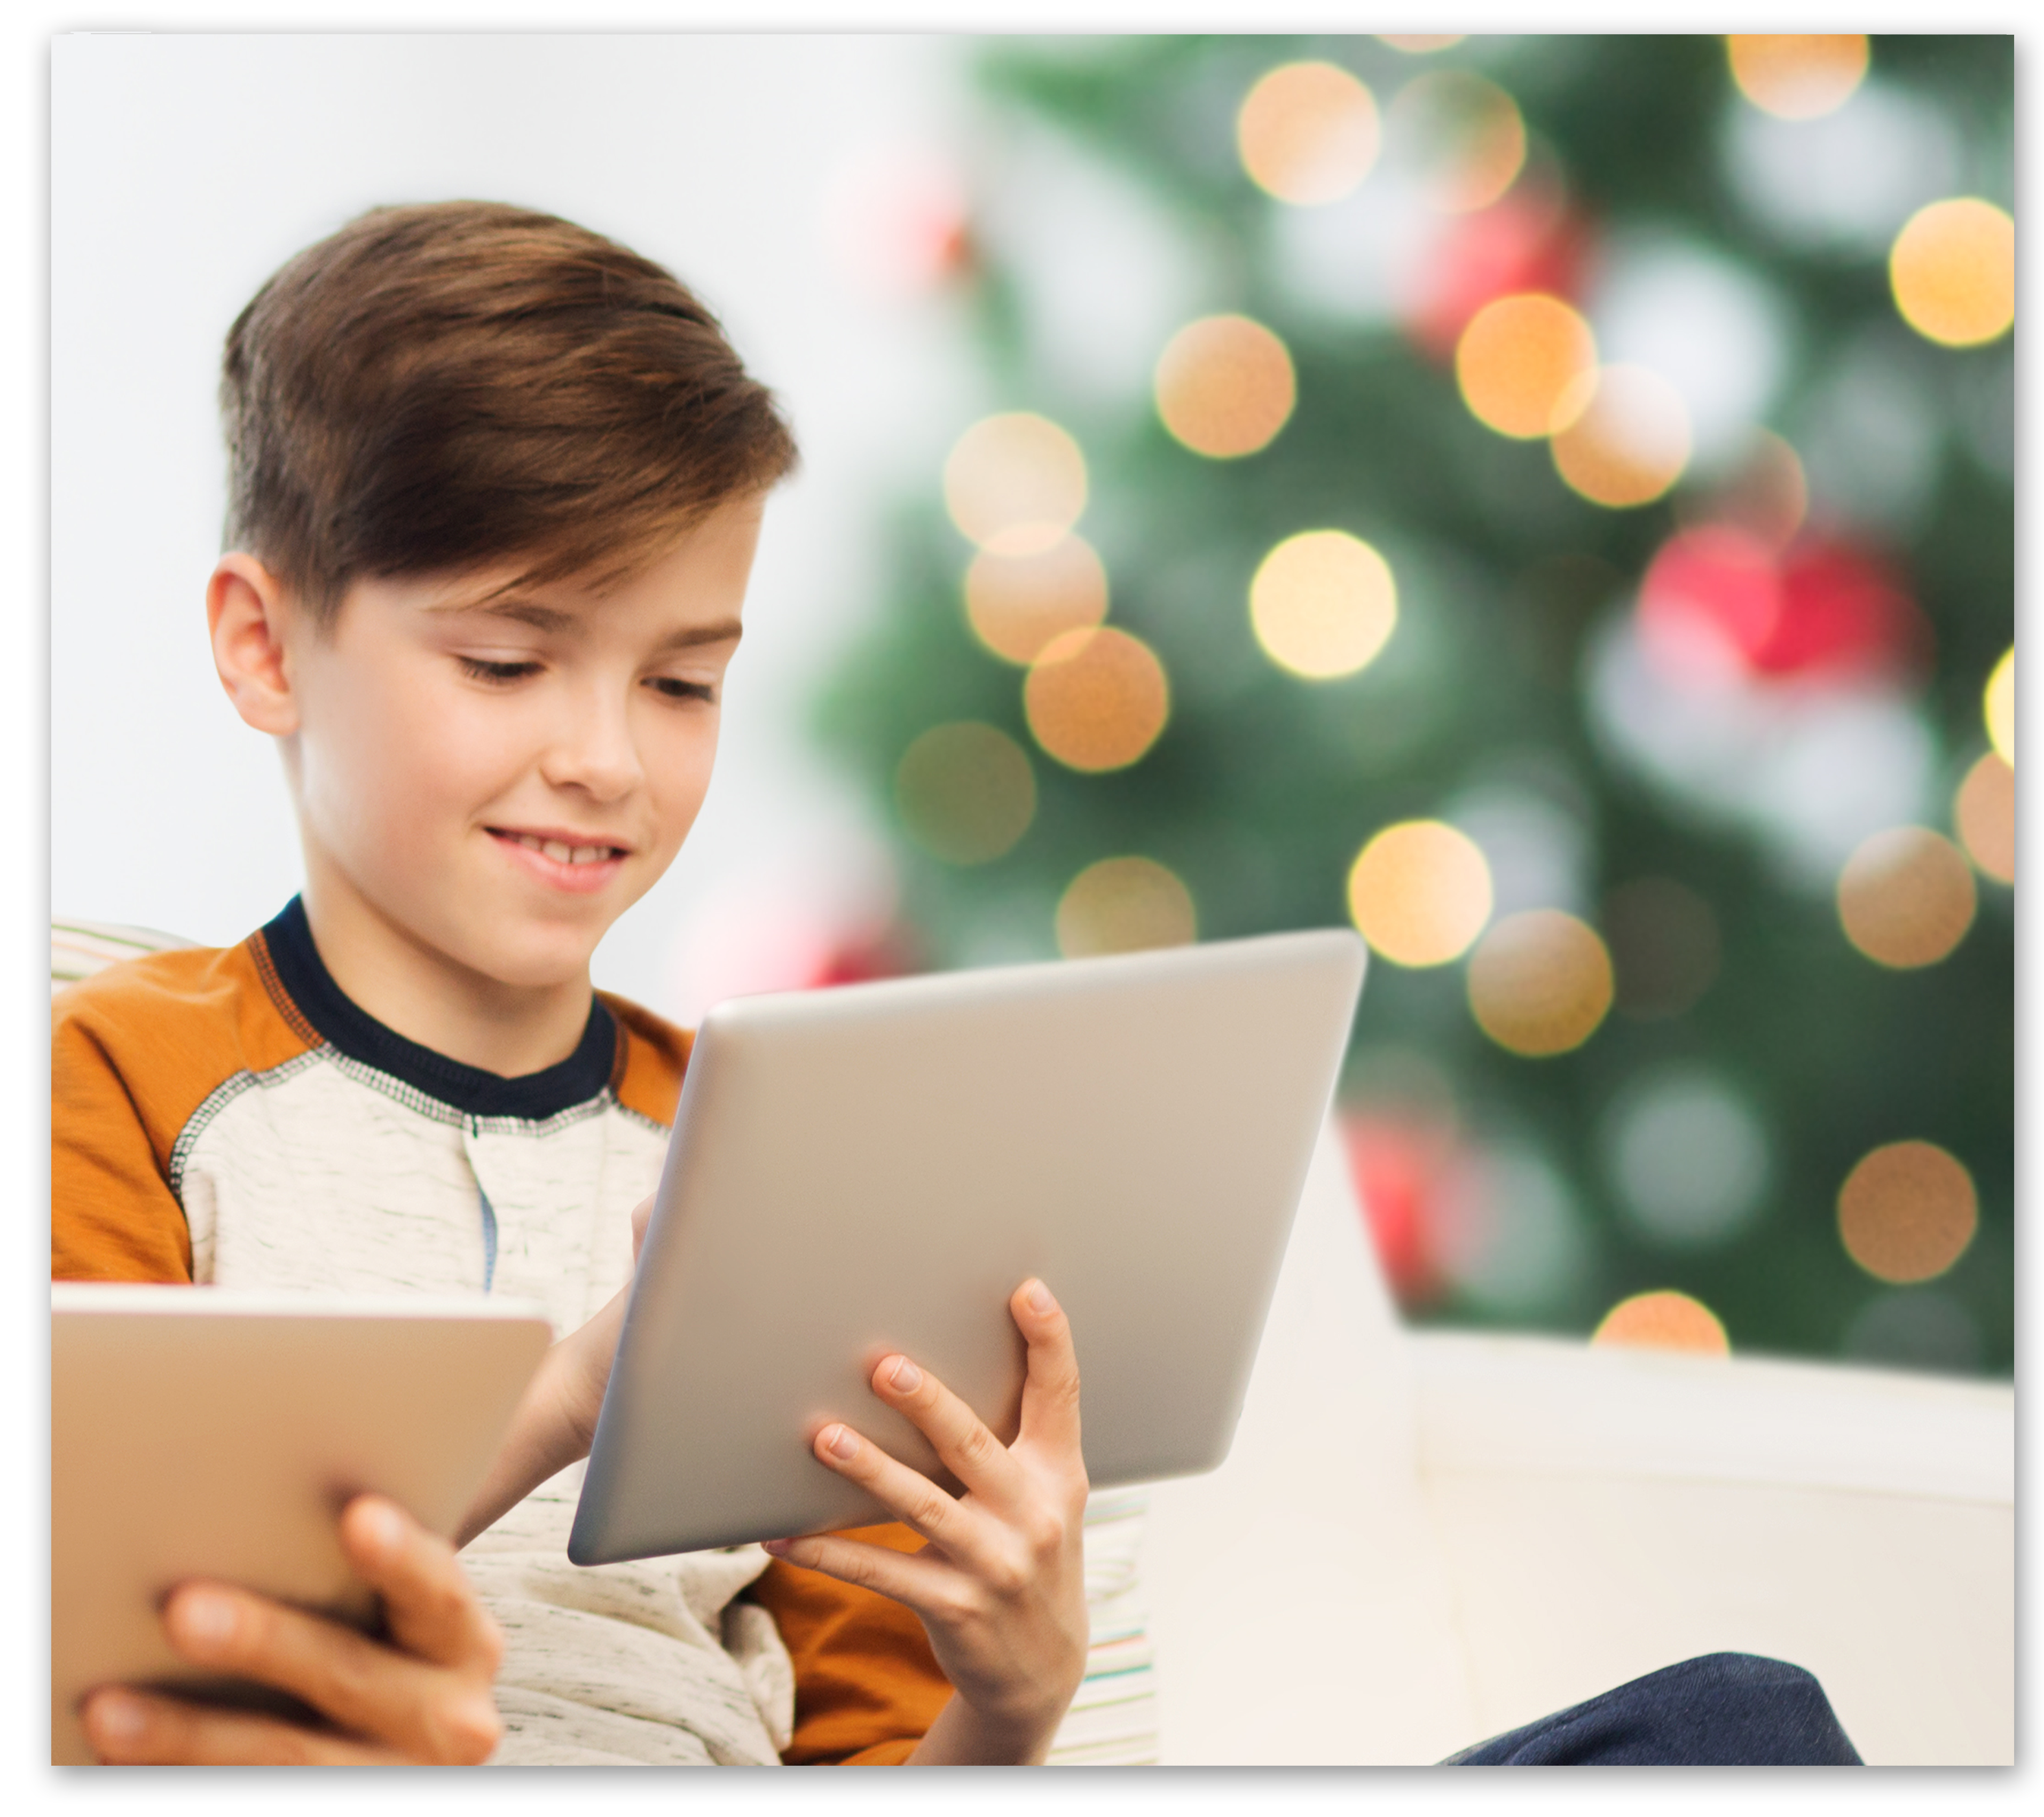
[220,200,798,622]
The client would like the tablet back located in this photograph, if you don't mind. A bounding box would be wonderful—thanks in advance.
[572,927,1365,1565]
[51,1290,549,1764]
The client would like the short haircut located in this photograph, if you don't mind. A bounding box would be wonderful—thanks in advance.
[219,200,798,623]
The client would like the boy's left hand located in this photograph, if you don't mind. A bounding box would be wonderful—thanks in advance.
[761,1278,1090,1766]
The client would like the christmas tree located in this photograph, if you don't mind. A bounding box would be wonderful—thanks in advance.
[815,34,2014,1373]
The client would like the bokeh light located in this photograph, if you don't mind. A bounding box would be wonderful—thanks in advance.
[1984,647,2014,765]
[1379,34,1464,54]
[1676,428,1809,552]
[1237,61,1381,206]
[1602,1066,1771,1251]
[1889,198,2016,347]
[1592,1290,1732,1356]
[1954,753,2015,885]
[893,722,1037,865]
[1455,293,1598,439]
[1154,314,1298,459]
[1056,856,1197,958]
[1836,826,1977,968]
[1248,530,1397,679]
[964,534,1109,665]
[1466,910,1614,1057]
[1431,1140,1589,1316]
[1844,1287,1984,1374]
[1550,364,1693,507]
[943,412,1088,556]
[1390,71,1528,214]
[1348,821,1494,967]
[1604,876,1722,1020]
[1837,1140,1978,1284]
[1726,35,1870,121]
[1023,626,1170,773]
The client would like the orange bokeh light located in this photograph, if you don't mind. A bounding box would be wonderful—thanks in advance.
[964,534,1109,666]
[1056,856,1198,958]
[1837,826,1977,969]
[943,412,1088,556]
[1550,364,1693,508]
[1154,315,1298,459]
[1024,626,1170,773]
[1890,199,2016,348]
[1249,530,1397,680]
[1593,1290,1731,1356]
[1237,61,1382,206]
[893,722,1037,866]
[1838,1141,1978,1285]
[1954,754,2015,886]
[1390,71,1528,214]
[1455,293,1598,440]
[1347,821,1493,968]
[1467,910,1616,1057]
[1726,35,1869,121]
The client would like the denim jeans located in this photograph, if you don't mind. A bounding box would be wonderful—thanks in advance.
[1441,1653,1863,1765]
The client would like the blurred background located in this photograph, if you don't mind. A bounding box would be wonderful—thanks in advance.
[53,34,2013,1376]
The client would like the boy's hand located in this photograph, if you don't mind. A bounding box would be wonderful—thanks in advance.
[761,1279,1090,1766]
[79,1495,504,1765]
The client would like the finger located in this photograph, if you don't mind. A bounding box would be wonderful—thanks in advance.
[156,1580,501,1764]
[80,1686,398,1766]
[340,1495,505,1676]
[760,1530,964,1620]
[867,1352,1028,1511]
[804,1420,996,1561]
[630,1193,654,1265]
[1011,1280,1084,1460]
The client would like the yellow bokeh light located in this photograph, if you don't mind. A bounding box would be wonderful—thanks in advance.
[1550,364,1693,508]
[1390,71,1528,214]
[1467,910,1615,1058]
[1984,647,2014,765]
[1237,61,1382,206]
[1249,530,1397,680]
[1726,35,1869,120]
[1455,293,1598,441]
[1890,198,2016,348]
[1347,820,1493,968]
[1955,753,2014,887]
[1837,826,1977,969]
[1024,626,1170,773]
[942,412,1088,556]
[1154,315,1298,459]
[894,722,1037,866]
[1592,1290,1731,1356]
[1057,856,1198,959]
[1838,1140,1977,1285]
[1379,34,1464,54]
[964,534,1109,667]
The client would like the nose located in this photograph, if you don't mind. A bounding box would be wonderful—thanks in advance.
[538,677,644,803]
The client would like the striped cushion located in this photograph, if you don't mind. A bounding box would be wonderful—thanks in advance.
[1047,1487,1158,1765]
[51,916,197,995]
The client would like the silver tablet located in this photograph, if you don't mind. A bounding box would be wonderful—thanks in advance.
[51,1288,551,1764]
[571,927,1366,1566]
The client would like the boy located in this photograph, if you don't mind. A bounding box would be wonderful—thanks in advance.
[52,201,1090,1766]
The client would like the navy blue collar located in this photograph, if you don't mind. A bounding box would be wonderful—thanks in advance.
[259,895,617,1120]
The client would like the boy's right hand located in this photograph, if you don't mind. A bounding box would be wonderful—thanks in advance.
[79,1494,504,1765]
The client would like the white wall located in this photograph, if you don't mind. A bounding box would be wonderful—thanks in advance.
[50,32,978,1019]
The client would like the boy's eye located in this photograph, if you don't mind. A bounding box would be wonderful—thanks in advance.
[648,676,717,703]
[458,656,543,684]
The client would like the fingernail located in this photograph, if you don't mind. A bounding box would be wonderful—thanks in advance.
[760,1538,790,1556]
[88,1690,147,1745]
[887,1356,922,1393]
[1025,1279,1057,1315]
[175,1589,238,1650]
[823,1424,858,1461]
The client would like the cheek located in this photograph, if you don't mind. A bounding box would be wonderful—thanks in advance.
[640,709,722,853]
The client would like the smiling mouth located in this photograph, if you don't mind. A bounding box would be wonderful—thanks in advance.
[489,829,631,866]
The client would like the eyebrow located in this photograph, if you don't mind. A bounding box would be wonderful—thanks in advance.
[429,597,743,651]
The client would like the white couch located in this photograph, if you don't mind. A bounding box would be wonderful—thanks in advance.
[1141,1129,2015,1765]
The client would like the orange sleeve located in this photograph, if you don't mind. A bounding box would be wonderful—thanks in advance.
[748,1528,954,1764]
[51,940,313,1283]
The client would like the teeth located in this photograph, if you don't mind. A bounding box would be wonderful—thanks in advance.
[509,833,615,866]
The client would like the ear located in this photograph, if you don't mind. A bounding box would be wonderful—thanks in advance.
[207,553,302,736]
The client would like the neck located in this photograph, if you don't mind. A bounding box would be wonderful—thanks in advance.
[298,870,594,1078]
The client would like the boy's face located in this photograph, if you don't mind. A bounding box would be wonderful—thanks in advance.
[280,496,764,992]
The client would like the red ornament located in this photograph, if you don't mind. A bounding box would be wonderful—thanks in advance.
[1340,1116,1450,1307]
[1405,181,1591,362]
[1638,524,1929,685]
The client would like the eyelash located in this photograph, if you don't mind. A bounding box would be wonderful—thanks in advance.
[456,656,715,703]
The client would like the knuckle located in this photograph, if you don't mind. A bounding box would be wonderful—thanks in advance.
[953,1420,1000,1474]
[982,1544,1028,1600]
